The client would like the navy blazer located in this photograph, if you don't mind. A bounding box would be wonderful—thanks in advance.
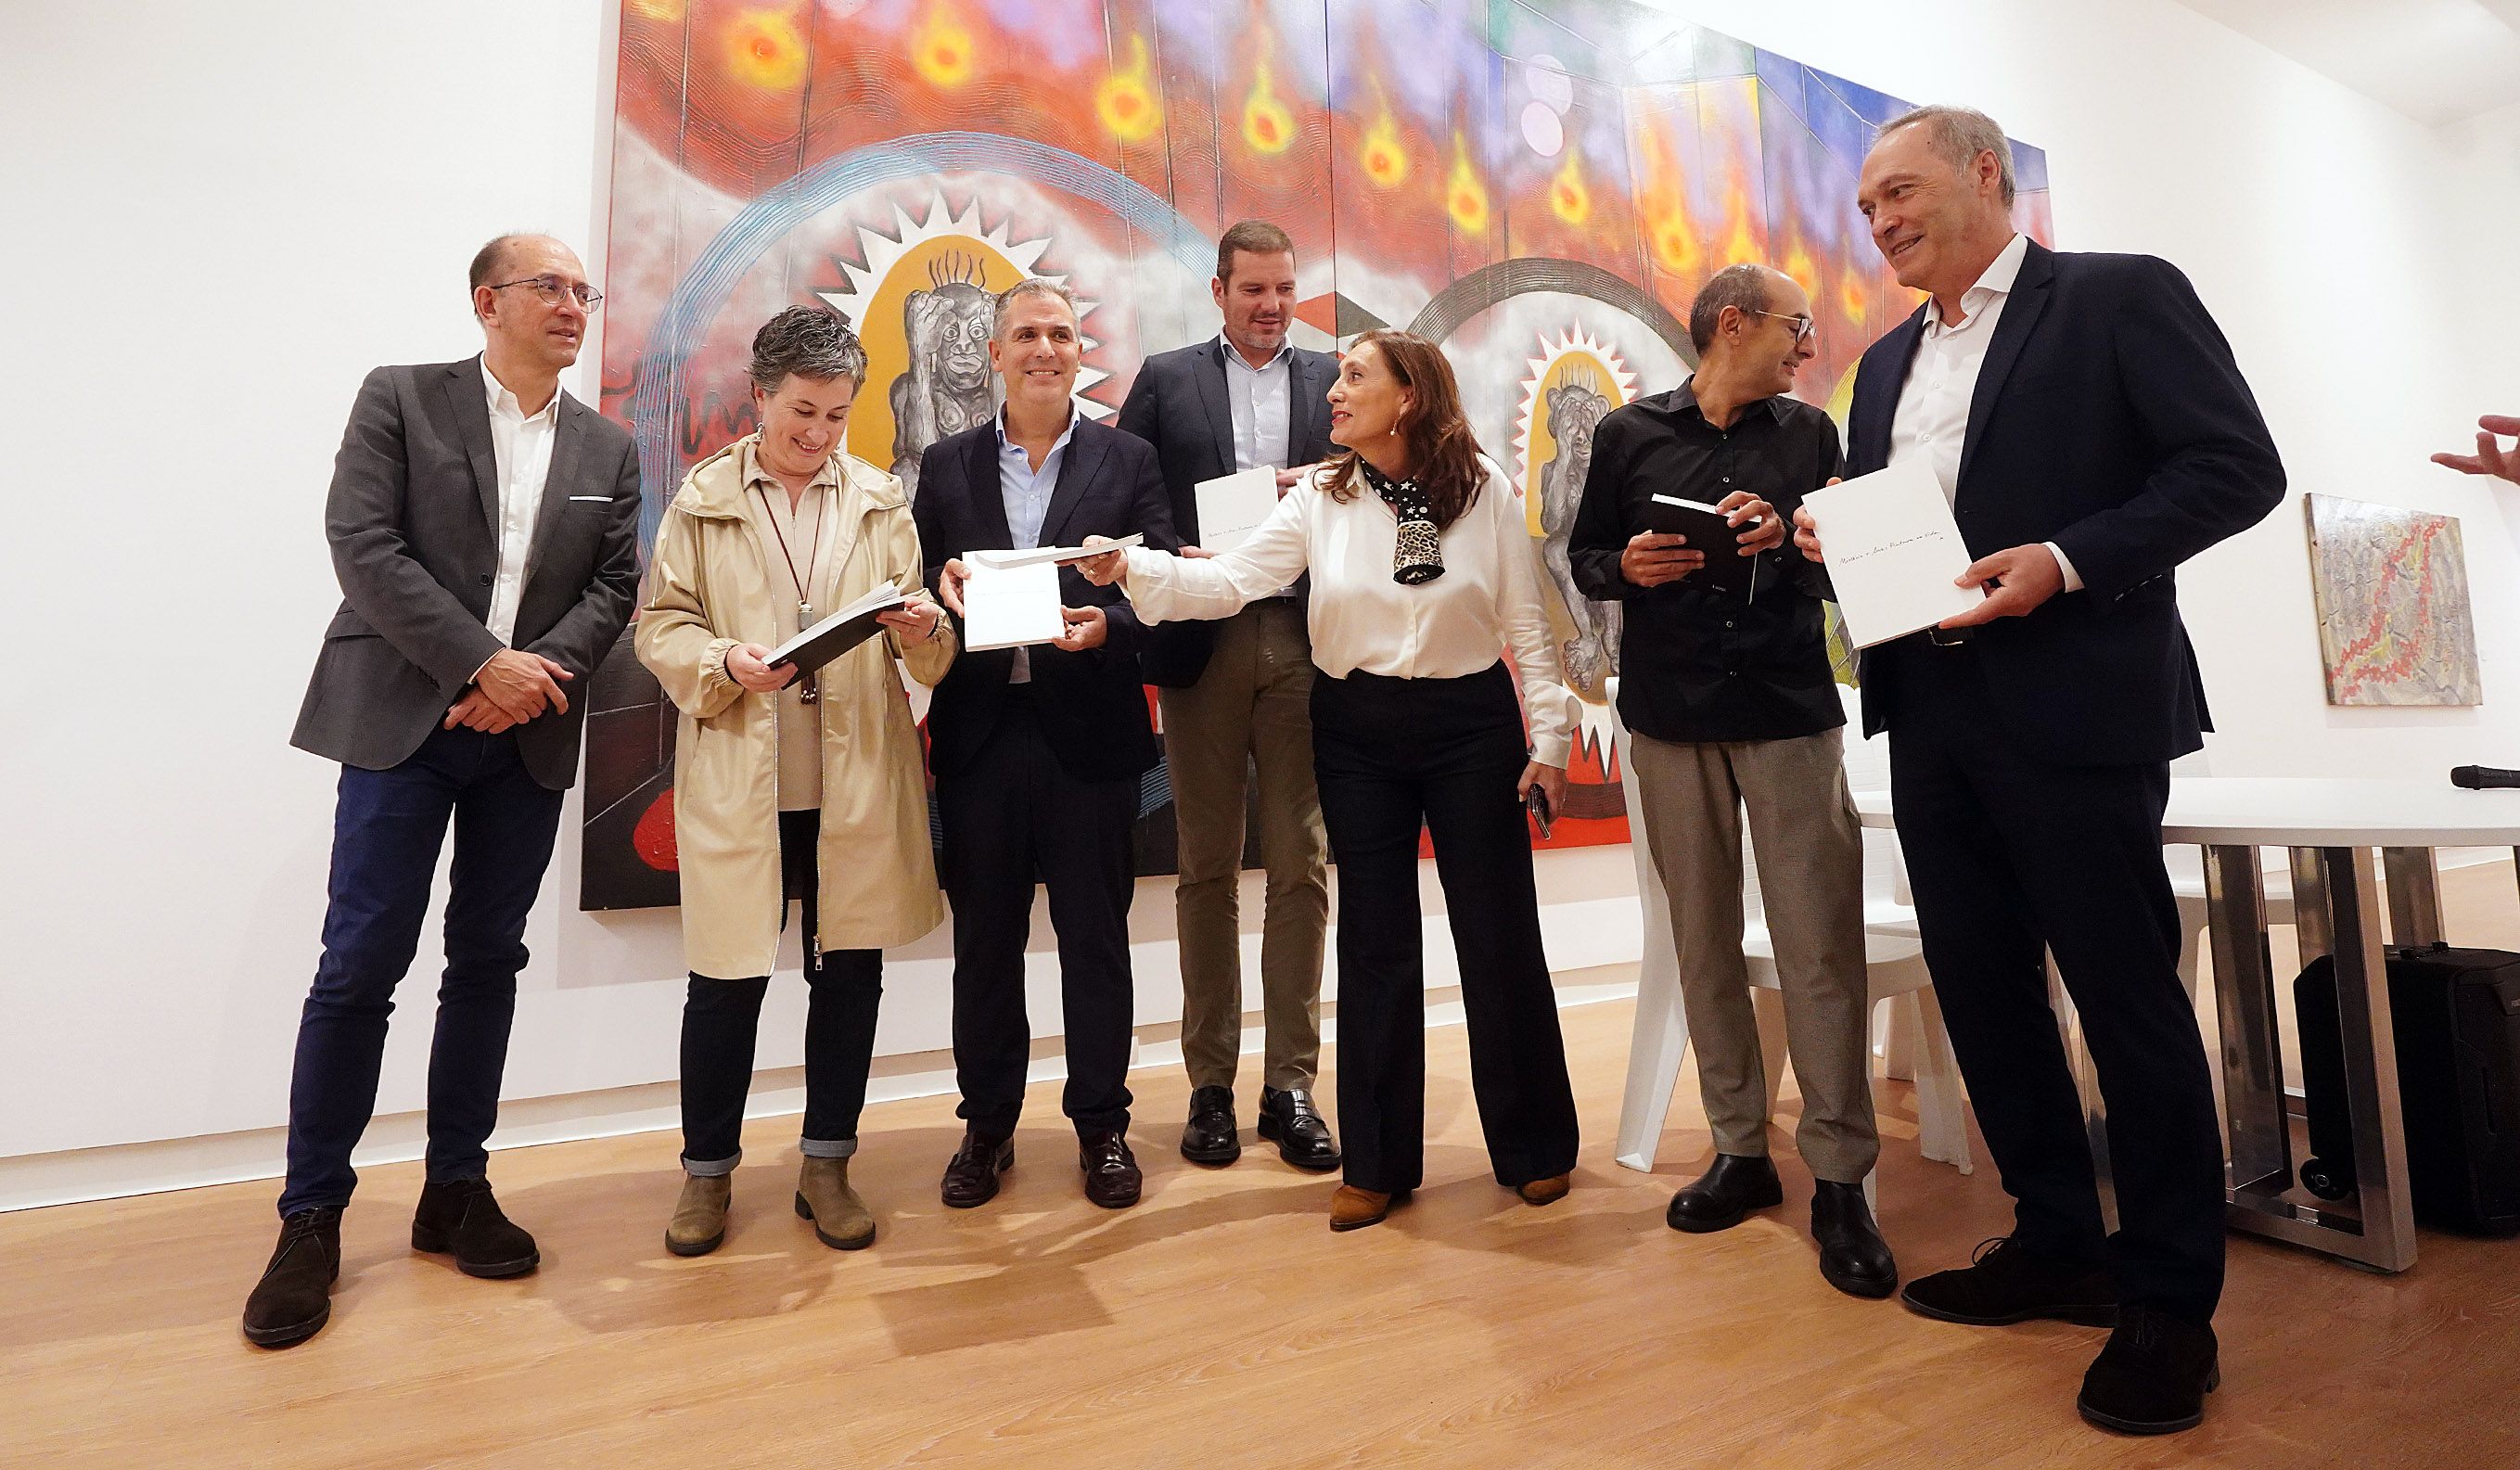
[1845,240,2284,766]
[1113,338,1339,687]
[914,415,1180,782]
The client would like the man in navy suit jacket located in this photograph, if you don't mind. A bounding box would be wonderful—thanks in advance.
[1795,108,2283,1435]
[1113,221,1344,1173]
[916,279,1177,1213]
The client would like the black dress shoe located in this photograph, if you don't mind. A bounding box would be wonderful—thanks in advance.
[2078,1306,2219,1434]
[241,1207,341,1349]
[1900,1235,2119,1326]
[940,1131,1014,1208]
[1258,1086,1341,1171]
[1811,1181,1899,1298]
[411,1179,539,1278]
[1080,1130,1143,1208]
[1180,1085,1240,1165]
[1664,1153,1784,1234]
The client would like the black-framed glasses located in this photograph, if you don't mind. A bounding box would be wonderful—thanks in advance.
[1749,308,1816,345]
[488,275,603,311]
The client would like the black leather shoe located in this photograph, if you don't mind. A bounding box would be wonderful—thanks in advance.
[241,1207,341,1349]
[411,1179,539,1278]
[1901,1235,2119,1326]
[2078,1306,2219,1434]
[1811,1181,1899,1298]
[1258,1086,1341,1171]
[1180,1085,1240,1165]
[940,1131,1014,1209]
[1080,1130,1143,1208]
[1664,1153,1784,1234]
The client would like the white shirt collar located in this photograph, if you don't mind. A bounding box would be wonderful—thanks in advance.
[480,358,560,424]
[1218,332,1292,373]
[1924,232,2029,334]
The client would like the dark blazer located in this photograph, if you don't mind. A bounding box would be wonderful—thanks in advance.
[915,415,1180,782]
[1112,338,1338,686]
[290,356,643,790]
[1845,241,2284,766]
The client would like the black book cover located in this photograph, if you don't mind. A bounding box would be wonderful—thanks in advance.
[1644,494,1761,598]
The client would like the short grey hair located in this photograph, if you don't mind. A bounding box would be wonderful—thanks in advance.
[1877,105,2015,205]
[467,233,545,296]
[1687,263,1782,354]
[747,304,867,392]
[992,277,1080,339]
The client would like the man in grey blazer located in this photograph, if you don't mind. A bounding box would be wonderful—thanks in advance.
[1114,222,1343,1172]
[243,235,642,1349]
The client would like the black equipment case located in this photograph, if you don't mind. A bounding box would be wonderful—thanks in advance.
[2296,942,2520,1234]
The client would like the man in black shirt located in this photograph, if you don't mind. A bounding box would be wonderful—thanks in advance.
[1570,262,1895,1298]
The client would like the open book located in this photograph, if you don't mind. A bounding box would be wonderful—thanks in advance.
[764,582,908,675]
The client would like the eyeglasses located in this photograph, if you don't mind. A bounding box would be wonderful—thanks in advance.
[1749,308,1816,345]
[487,275,603,311]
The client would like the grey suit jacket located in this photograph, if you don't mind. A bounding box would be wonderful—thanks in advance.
[290,356,644,790]
[1113,338,1338,688]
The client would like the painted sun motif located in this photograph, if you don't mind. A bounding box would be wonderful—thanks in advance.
[816,194,1106,496]
[1515,327,1638,705]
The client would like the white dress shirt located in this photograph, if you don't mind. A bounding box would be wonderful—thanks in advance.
[1120,457,1580,766]
[1885,232,2081,592]
[480,359,561,646]
[1221,332,1292,471]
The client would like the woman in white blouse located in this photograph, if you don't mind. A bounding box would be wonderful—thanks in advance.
[1080,328,1581,1231]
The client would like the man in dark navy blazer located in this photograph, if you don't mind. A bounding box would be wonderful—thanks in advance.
[1114,221,1343,1173]
[916,278,1178,1212]
[1795,107,2283,1434]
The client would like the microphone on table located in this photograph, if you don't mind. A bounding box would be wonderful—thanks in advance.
[2450,764,2520,790]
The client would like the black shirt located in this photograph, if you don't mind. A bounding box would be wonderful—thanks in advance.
[1567,380,1846,744]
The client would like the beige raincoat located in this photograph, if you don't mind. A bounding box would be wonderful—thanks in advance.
[635,437,955,978]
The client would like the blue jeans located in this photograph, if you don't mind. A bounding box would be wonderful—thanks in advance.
[277,726,565,1217]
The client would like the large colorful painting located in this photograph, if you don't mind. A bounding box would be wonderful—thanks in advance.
[2304,493,2484,707]
[579,0,2053,910]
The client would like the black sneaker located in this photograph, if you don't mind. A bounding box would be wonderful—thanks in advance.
[2078,1305,2219,1434]
[241,1207,342,1349]
[411,1178,540,1278]
[1900,1235,2118,1326]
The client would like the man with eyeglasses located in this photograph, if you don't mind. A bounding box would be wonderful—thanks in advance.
[243,235,642,1349]
[1568,262,1897,1300]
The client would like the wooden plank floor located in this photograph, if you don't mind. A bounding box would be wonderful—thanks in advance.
[10,865,2520,1469]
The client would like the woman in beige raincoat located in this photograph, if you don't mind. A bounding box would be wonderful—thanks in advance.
[635,306,954,1256]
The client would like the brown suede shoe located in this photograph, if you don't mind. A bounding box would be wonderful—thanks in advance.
[1329,1184,1411,1232]
[795,1157,876,1250]
[1516,1173,1572,1207]
[665,1173,730,1258]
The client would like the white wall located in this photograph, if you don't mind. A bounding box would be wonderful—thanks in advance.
[6,0,2516,1204]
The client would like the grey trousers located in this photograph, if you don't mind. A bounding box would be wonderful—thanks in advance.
[1629,726,1880,1182]
[1157,599,1329,1093]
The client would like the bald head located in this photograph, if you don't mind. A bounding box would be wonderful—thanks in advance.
[467,234,566,303]
[1686,262,1815,415]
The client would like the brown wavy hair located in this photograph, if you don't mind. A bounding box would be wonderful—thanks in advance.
[1322,330,1487,528]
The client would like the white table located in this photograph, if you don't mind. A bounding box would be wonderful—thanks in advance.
[1855,776,2520,1272]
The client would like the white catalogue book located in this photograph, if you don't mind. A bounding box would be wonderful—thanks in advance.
[1798,461,1983,648]
[1192,467,1279,552]
[960,554,1068,651]
[970,533,1145,569]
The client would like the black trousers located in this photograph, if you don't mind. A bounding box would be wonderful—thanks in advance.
[938,691,1137,1139]
[1311,662,1580,1194]
[679,810,883,1171]
[1882,642,2225,1322]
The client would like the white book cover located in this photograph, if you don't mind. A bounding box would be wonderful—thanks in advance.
[971,533,1145,569]
[1798,462,1983,648]
[960,558,1067,650]
[1192,467,1279,552]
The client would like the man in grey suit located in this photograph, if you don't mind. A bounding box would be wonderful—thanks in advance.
[242,235,643,1349]
[1114,222,1342,1172]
